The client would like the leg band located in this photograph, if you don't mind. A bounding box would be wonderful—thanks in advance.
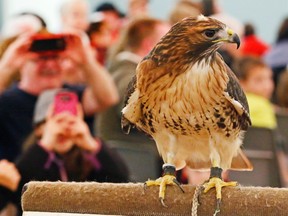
[162,164,176,176]
[210,167,223,179]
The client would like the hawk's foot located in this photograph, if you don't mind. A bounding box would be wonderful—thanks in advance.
[203,167,237,216]
[144,164,184,207]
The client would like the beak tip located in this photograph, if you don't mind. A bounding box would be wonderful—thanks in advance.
[233,34,241,49]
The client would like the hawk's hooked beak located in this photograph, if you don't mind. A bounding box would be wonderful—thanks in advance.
[213,28,241,49]
[227,29,240,49]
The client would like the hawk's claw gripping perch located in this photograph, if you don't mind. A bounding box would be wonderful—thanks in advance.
[203,167,237,215]
[144,164,184,207]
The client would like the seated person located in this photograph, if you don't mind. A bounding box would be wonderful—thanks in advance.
[0,89,129,215]
[233,56,277,129]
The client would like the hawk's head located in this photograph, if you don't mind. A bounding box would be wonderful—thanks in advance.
[149,15,240,65]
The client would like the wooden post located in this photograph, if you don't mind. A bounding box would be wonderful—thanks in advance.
[22,181,288,216]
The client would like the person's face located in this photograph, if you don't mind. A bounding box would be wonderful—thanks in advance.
[63,1,89,31]
[102,11,121,31]
[129,0,149,18]
[241,66,274,99]
[21,55,65,89]
[90,23,113,48]
[36,114,76,154]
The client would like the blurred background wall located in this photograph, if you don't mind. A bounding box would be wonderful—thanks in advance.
[0,0,287,44]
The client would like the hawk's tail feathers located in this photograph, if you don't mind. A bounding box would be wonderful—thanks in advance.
[230,149,253,171]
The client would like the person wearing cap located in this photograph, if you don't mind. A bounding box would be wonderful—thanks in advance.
[0,89,128,215]
[94,2,125,45]
[0,30,119,162]
[86,13,113,66]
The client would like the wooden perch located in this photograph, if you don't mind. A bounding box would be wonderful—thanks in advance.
[22,181,288,216]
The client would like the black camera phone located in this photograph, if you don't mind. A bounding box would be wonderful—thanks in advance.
[29,34,66,53]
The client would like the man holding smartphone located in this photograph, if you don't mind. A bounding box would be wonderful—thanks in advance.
[0,31,119,161]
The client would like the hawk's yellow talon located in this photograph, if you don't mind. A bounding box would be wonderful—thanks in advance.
[145,174,179,206]
[144,164,184,207]
[203,177,237,199]
[203,176,237,215]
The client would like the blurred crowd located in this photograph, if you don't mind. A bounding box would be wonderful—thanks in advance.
[0,0,288,215]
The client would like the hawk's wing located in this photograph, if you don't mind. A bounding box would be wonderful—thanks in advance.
[224,63,252,130]
[121,58,170,134]
[121,74,137,134]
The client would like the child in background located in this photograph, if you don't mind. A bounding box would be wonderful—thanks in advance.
[233,56,277,129]
[0,89,129,215]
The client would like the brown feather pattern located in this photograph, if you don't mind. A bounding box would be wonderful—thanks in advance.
[122,15,252,171]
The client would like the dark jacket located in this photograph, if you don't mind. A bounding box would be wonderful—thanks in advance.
[0,139,129,214]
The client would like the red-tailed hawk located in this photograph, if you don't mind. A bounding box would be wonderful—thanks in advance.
[121,15,252,214]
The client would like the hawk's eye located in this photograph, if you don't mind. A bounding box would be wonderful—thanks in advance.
[204,29,216,38]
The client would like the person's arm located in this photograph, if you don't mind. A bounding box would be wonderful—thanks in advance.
[0,160,20,191]
[70,104,102,153]
[0,144,52,212]
[0,34,35,94]
[0,159,21,211]
[64,34,119,115]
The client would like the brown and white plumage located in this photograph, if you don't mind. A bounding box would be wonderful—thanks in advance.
[121,15,252,210]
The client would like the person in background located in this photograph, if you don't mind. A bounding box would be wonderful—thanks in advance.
[0,31,119,162]
[0,13,47,93]
[60,0,89,34]
[0,89,129,215]
[233,56,277,129]
[241,23,270,57]
[0,160,20,216]
[126,0,149,21]
[275,69,288,108]
[94,2,124,45]
[60,0,113,85]
[0,13,45,40]
[168,0,201,25]
[264,17,288,90]
[86,12,114,66]
[0,160,20,192]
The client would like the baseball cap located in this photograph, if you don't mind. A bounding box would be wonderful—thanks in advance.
[33,89,61,126]
[95,2,125,18]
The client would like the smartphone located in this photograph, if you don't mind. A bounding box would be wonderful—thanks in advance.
[29,34,66,53]
[53,91,78,116]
